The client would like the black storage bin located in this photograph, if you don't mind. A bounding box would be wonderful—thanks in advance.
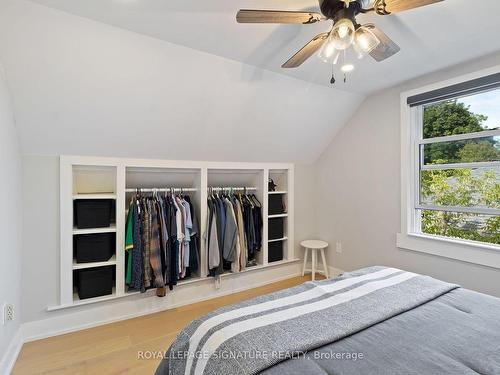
[268,217,284,240]
[268,241,284,263]
[76,266,114,299]
[74,233,115,263]
[268,195,285,215]
[74,199,113,229]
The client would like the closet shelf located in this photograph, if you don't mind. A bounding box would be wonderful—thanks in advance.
[268,191,287,195]
[71,287,117,306]
[268,237,288,243]
[73,225,117,235]
[73,193,117,200]
[72,255,117,270]
[268,214,288,219]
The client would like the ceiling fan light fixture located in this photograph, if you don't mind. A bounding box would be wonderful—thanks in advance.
[236,0,434,72]
[354,25,380,58]
[330,18,355,50]
[318,40,341,64]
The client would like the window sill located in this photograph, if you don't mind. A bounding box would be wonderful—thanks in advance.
[397,232,500,269]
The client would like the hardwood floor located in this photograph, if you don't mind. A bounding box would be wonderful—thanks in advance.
[12,275,320,375]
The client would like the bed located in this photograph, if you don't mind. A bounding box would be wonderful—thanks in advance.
[155,266,500,375]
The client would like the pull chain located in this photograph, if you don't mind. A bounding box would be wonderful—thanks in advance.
[330,60,336,85]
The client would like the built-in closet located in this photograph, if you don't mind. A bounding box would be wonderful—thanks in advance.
[52,156,295,310]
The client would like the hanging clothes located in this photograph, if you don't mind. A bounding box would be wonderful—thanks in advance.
[185,195,199,276]
[166,194,179,289]
[206,189,262,276]
[251,195,263,253]
[223,197,238,263]
[141,200,153,289]
[206,196,220,272]
[125,205,134,285]
[130,200,143,290]
[124,199,144,291]
[234,198,247,272]
[149,202,164,288]
[124,191,199,296]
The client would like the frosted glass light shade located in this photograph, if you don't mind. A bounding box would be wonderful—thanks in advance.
[354,26,380,58]
[330,18,355,50]
[318,39,341,64]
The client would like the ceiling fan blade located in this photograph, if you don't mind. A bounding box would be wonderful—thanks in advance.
[375,0,444,14]
[282,32,329,68]
[365,24,401,62]
[236,10,323,24]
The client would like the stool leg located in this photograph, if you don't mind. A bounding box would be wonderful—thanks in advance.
[320,248,329,279]
[302,248,308,277]
[311,249,317,281]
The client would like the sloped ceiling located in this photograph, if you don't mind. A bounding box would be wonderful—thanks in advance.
[27,0,500,94]
[0,0,364,163]
[1,0,499,162]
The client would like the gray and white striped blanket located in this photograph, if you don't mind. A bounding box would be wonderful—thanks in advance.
[156,266,458,375]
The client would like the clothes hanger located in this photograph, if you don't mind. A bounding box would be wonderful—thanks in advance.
[242,187,253,208]
[250,194,262,208]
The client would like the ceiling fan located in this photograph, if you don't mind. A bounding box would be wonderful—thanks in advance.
[236,0,444,79]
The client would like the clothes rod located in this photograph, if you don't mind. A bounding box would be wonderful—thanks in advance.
[124,187,257,193]
[208,187,257,191]
[125,187,197,193]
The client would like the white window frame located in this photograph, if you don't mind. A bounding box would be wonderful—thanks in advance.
[398,65,500,269]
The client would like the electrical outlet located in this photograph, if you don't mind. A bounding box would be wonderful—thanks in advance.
[336,241,343,254]
[3,303,14,324]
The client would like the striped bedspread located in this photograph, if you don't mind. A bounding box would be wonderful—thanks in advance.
[156,266,458,375]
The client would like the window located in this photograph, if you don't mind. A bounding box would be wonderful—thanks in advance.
[410,87,500,246]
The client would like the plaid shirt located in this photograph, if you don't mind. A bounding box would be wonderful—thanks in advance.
[141,200,153,289]
[150,202,165,288]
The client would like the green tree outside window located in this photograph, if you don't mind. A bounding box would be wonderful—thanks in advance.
[421,100,500,245]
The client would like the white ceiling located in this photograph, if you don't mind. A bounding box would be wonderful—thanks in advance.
[28,0,500,94]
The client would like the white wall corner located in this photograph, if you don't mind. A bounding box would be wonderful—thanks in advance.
[0,328,23,375]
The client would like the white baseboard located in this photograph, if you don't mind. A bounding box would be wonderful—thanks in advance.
[22,264,302,343]
[0,328,23,375]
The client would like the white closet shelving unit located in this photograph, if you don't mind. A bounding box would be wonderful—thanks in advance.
[54,156,296,310]
[267,169,293,264]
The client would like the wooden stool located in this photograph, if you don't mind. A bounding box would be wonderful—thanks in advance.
[301,240,329,281]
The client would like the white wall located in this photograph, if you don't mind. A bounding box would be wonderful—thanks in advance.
[294,164,317,258]
[316,51,500,298]
[0,62,22,371]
